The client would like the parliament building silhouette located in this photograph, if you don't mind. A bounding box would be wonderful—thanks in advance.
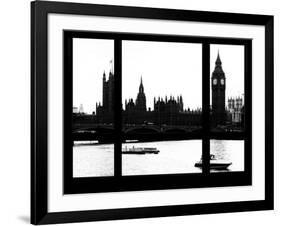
[76,53,244,129]
[94,70,201,126]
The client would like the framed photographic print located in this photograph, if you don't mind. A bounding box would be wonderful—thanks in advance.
[31,0,274,224]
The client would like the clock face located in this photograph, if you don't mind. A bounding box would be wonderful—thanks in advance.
[220,79,224,85]
[213,79,217,85]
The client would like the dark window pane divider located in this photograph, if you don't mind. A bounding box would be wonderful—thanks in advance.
[114,39,122,178]
[202,43,210,174]
[63,30,252,194]
[244,41,252,176]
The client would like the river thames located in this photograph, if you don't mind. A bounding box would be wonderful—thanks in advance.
[73,140,244,177]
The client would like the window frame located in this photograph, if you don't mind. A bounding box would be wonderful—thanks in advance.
[31,1,274,224]
[63,30,252,194]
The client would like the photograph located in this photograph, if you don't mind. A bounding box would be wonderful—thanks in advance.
[72,38,115,177]
[121,40,202,175]
[70,39,247,177]
[210,44,245,132]
[209,140,244,172]
[30,1,273,224]
[209,44,245,172]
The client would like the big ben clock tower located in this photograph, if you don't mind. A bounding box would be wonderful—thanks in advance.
[211,52,226,126]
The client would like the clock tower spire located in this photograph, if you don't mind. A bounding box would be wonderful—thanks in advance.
[211,51,226,126]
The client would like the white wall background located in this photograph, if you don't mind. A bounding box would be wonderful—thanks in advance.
[0,0,279,225]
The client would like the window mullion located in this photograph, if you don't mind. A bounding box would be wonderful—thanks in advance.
[202,43,210,174]
[114,39,122,178]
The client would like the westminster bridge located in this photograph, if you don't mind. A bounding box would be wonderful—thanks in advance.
[72,123,202,142]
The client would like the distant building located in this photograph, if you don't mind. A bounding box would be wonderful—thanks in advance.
[95,70,115,123]
[135,77,147,112]
[227,97,244,124]
[122,77,201,126]
[73,106,78,114]
[211,52,244,128]
[78,104,84,114]
[74,52,244,132]
[93,70,202,126]
[211,52,226,126]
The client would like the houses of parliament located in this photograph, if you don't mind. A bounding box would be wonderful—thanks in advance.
[93,71,201,126]
[75,53,244,128]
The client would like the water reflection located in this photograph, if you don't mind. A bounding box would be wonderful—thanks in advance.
[72,139,244,178]
[122,140,202,176]
[210,140,244,172]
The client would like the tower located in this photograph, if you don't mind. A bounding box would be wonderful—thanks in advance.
[102,71,108,110]
[107,69,114,112]
[135,76,146,112]
[211,52,226,126]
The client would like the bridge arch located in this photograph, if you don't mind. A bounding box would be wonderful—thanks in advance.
[163,128,188,134]
[124,126,161,134]
[73,127,114,133]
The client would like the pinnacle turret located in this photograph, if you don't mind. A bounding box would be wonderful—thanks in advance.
[215,51,222,66]
[212,50,225,77]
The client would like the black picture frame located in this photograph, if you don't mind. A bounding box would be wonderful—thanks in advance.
[31,0,274,224]
[63,30,252,194]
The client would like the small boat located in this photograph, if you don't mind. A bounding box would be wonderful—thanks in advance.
[194,154,232,170]
[122,146,160,154]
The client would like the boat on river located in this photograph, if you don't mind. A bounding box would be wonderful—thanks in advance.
[194,154,232,170]
[122,146,160,154]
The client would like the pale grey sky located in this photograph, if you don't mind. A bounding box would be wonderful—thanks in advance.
[122,40,202,111]
[73,38,114,113]
[73,38,244,114]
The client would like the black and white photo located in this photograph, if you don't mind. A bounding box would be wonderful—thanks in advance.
[121,41,202,175]
[31,1,273,223]
[209,44,245,172]
[210,44,245,133]
[70,37,248,178]
[72,38,115,177]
